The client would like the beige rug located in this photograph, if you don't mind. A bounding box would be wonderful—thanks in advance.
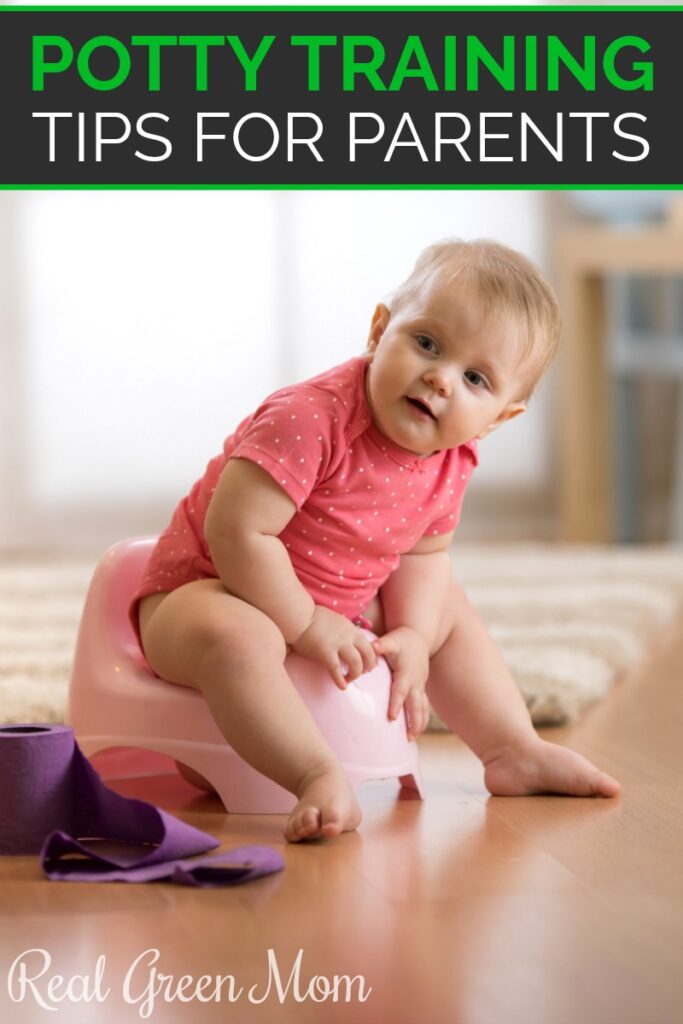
[1,544,682,730]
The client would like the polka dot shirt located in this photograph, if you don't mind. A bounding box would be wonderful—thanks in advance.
[131,357,478,631]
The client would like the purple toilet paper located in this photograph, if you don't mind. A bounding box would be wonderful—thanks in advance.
[0,724,284,886]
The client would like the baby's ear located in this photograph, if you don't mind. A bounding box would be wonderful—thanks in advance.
[367,303,390,354]
[476,401,526,439]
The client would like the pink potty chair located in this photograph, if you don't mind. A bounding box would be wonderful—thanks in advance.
[67,538,424,814]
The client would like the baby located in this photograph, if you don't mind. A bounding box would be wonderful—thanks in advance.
[130,239,620,843]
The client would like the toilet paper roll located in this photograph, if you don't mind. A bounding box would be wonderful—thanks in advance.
[0,724,284,886]
[0,725,77,854]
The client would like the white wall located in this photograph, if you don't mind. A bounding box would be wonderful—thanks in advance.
[16,191,282,501]
[1,189,553,547]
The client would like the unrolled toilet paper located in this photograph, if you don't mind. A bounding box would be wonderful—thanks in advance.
[0,724,283,886]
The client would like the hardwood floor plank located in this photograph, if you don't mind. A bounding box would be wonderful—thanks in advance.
[1,617,682,1023]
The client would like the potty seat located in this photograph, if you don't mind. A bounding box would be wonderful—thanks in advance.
[67,538,424,814]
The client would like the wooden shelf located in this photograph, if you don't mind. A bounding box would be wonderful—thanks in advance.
[554,220,683,540]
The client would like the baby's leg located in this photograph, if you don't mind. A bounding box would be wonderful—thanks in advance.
[138,581,362,841]
[424,581,620,798]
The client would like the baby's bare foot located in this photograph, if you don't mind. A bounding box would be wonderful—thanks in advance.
[484,737,621,799]
[285,763,362,843]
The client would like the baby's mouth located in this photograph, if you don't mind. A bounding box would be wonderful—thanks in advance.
[406,396,437,420]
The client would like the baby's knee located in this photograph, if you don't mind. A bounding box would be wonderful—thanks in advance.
[202,608,287,669]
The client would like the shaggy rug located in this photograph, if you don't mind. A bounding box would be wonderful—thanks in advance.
[1,543,682,730]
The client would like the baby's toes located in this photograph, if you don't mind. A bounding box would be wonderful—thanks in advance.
[567,756,620,798]
[285,806,321,843]
[319,805,344,838]
[593,771,621,798]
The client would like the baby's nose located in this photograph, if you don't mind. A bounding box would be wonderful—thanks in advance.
[423,368,452,396]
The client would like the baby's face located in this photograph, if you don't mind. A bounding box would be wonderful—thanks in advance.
[365,277,530,457]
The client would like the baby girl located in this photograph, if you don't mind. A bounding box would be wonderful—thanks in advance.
[130,239,620,843]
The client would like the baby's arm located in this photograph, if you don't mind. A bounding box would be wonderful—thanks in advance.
[205,458,375,684]
[205,458,315,643]
[371,532,454,738]
[381,532,536,752]
[379,531,454,650]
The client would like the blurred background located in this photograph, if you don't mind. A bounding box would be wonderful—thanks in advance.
[0,187,681,554]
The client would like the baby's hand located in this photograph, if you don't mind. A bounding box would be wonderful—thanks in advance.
[372,627,431,741]
[291,606,377,690]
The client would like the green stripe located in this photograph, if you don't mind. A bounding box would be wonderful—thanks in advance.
[2,5,683,12]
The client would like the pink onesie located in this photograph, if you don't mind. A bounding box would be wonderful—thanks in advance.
[129,355,478,641]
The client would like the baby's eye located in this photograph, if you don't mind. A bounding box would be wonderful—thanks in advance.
[416,335,437,353]
[464,369,488,389]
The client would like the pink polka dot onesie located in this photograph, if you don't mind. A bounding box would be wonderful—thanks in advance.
[129,356,478,638]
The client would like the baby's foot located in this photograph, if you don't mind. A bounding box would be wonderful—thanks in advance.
[484,737,621,799]
[285,763,362,843]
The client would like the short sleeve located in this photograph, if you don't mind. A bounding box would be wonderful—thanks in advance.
[227,387,339,510]
[425,441,479,536]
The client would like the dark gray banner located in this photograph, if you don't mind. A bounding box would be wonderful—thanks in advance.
[0,7,677,186]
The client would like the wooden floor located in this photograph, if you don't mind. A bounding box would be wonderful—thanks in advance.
[2,616,683,1024]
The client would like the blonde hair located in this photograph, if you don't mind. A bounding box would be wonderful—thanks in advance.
[389,239,562,399]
